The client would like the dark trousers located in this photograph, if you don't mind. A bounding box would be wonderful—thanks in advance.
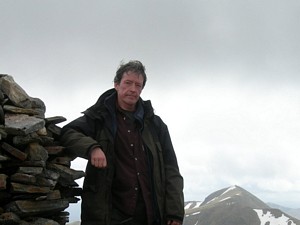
[111,209,147,225]
[111,193,148,225]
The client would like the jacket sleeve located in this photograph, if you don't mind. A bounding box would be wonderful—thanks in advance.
[60,115,100,159]
[156,117,185,222]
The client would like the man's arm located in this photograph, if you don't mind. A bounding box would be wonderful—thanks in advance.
[60,115,100,159]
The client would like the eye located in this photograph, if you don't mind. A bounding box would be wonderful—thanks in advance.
[135,83,143,89]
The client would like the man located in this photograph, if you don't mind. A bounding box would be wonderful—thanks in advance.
[60,60,184,225]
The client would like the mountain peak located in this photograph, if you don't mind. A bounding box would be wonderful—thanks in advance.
[184,185,300,225]
[200,185,269,209]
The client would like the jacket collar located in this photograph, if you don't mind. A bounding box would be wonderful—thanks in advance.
[83,88,155,121]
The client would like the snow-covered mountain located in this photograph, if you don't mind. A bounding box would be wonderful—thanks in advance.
[184,185,300,225]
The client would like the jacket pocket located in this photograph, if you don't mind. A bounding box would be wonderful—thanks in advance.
[84,163,108,192]
[81,183,108,223]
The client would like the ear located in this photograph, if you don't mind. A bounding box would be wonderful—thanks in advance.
[114,82,119,90]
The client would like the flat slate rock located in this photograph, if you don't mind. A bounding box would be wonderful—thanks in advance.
[45,146,65,155]
[5,114,45,136]
[12,132,43,146]
[3,105,40,116]
[1,142,27,161]
[10,182,51,194]
[5,199,69,217]
[47,163,85,181]
[45,116,66,125]
[17,167,43,175]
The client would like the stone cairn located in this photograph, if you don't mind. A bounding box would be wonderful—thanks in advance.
[0,75,85,225]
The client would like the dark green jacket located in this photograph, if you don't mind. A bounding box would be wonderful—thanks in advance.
[60,89,184,225]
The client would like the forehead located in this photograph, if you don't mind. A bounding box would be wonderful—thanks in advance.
[122,71,144,83]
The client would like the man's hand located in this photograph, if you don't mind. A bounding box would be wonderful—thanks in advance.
[167,220,182,225]
[90,147,107,168]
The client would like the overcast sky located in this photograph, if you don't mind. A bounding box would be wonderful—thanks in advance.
[1,0,300,222]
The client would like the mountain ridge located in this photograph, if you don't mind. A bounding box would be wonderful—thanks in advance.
[184,185,300,225]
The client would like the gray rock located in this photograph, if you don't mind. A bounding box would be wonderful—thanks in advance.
[3,105,40,116]
[5,114,45,136]
[31,217,60,225]
[45,116,66,125]
[5,199,69,218]
[26,142,48,162]
[1,142,27,161]
[0,75,32,109]
[12,132,42,146]
[10,182,51,194]
[17,167,43,175]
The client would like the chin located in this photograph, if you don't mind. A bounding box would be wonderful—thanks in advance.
[126,97,138,103]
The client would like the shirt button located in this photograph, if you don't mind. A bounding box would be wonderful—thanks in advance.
[137,172,140,176]
[128,130,131,133]
[135,157,138,161]
[135,187,138,191]
[130,144,134,147]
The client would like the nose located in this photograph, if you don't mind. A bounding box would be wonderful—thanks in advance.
[129,83,138,92]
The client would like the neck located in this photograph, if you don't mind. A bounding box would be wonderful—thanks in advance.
[117,102,136,112]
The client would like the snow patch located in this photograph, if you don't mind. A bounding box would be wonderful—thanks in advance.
[254,209,296,225]
[185,201,202,210]
[185,202,193,209]
[194,202,202,208]
[221,185,237,196]
[219,197,231,202]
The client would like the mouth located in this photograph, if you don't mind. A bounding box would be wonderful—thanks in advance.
[126,95,137,98]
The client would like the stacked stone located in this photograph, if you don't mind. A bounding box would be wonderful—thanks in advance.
[0,75,85,225]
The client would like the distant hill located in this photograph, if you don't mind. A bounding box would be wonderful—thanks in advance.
[184,185,300,225]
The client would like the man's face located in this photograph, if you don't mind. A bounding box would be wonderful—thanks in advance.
[114,71,144,111]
